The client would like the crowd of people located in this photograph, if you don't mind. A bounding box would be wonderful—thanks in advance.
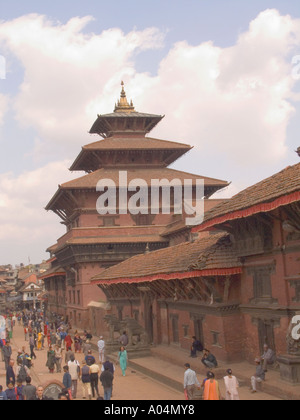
[0,310,129,401]
[184,336,278,400]
[0,310,278,401]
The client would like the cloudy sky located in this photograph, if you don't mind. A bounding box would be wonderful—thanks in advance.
[0,0,299,265]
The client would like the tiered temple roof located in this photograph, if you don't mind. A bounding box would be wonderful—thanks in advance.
[46,83,229,217]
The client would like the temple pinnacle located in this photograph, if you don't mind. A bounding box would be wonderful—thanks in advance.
[114,81,135,113]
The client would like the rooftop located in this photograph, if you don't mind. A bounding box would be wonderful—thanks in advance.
[92,232,241,285]
[193,163,300,232]
[89,82,164,138]
[69,136,193,172]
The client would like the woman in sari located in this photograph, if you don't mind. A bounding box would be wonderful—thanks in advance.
[46,346,56,374]
[224,369,239,400]
[203,372,221,401]
[118,347,128,377]
[37,332,43,351]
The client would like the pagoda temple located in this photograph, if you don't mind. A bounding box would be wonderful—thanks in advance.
[41,83,229,331]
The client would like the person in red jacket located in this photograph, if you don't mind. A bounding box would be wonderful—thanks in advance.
[65,334,73,352]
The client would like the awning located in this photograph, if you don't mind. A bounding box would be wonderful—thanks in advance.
[94,267,242,286]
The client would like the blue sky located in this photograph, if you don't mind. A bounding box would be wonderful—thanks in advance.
[0,0,299,264]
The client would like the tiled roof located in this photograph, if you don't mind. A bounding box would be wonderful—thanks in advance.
[55,235,168,252]
[89,112,164,137]
[82,137,192,151]
[38,266,66,280]
[60,168,229,190]
[92,232,241,284]
[69,136,193,171]
[193,163,300,232]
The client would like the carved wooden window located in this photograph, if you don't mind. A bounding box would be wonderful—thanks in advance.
[248,265,277,304]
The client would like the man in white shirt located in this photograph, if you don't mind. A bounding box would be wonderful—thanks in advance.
[97,336,105,364]
[184,363,200,400]
[68,356,80,399]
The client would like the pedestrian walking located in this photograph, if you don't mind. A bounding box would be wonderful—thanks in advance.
[60,330,67,350]
[90,361,101,399]
[85,350,95,367]
[65,334,73,352]
[24,327,29,342]
[3,341,12,370]
[74,332,82,353]
[16,360,30,384]
[29,334,37,360]
[46,346,56,374]
[100,365,114,401]
[68,356,80,399]
[224,369,240,400]
[65,347,75,364]
[102,357,115,376]
[183,363,200,400]
[97,336,105,364]
[203,372,221,401]
[62,365,72,399]
[82,340,92,357]
[37,332,43,350]
[22,377,37,401]
[118,346,128,377]
[6,359,15,387]
[54,345,63,373]
[80,360,92,400]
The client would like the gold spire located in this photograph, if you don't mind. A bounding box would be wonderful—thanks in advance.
[114,81,135,113]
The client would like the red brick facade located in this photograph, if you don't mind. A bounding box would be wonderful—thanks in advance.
[93,162,300,363]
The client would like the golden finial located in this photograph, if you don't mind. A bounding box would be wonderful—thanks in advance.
[114,81,135,113]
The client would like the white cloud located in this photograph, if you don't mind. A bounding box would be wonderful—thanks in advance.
[0,14,165,160]
[135,9,300,168]
[0,161,74,263]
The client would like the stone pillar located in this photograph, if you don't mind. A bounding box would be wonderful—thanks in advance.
[278,354,300,384]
